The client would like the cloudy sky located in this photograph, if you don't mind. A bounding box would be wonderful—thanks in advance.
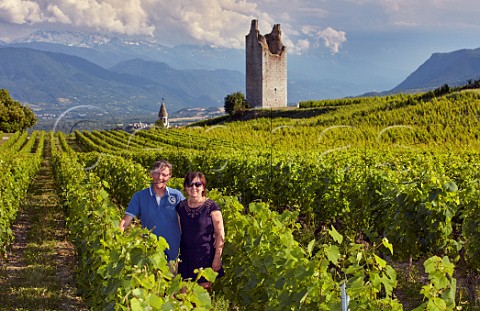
[1,0,480,93]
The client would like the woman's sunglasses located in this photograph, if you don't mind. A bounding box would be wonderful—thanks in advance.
[186,182,203,188]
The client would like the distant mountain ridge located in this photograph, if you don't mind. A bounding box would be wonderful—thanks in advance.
[5,30,243,70]
[2,30,480,128]
[0,47,243,119]
[2,29,403,101]
[390,48,480,93]
[15,30,115,47]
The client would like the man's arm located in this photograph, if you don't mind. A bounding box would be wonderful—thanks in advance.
[120,214,134,231]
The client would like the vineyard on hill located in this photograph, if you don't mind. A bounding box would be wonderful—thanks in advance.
[2,88,480,310]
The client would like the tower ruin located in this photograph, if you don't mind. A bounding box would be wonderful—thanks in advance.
[158,98,169,128]
[245,19,287,108]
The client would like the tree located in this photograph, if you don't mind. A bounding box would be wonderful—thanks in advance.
[0,89,37,132]
[224,92,249,116]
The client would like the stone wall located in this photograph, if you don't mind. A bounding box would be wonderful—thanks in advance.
[245,19,287,108]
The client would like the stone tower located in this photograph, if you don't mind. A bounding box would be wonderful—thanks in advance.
[158,98,169,128]
[245,19,287,108]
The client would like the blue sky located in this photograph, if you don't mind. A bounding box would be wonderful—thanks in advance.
[1,0,480,95]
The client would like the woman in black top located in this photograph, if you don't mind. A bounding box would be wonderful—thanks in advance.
[176,172,225,290]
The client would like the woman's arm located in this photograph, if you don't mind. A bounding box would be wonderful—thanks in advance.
[211,210,224,271]
[177,213,182,233]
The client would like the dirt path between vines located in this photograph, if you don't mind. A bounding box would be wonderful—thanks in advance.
[0,139,87,310]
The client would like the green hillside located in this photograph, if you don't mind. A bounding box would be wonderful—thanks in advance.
[3,86,480,309]
[192,85,480,153]
[62,85,480,309]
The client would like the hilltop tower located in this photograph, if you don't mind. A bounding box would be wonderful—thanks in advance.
[245,19,287,108]
[158,98,169,128]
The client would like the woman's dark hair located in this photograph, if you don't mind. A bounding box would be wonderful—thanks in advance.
[183,172,207,197]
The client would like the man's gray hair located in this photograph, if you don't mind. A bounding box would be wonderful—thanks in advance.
[151,160,173,174]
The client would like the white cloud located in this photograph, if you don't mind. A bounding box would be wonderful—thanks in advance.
[5,0,477,54]
[46,4,71,24]
[0,0,280,48]
[297,24,347,54]
[295,39,310,50]
[0,0,155,35]
[0,0,43,24]
[316,27,347,54]
[0,0,325,52]
[144,0,264,48]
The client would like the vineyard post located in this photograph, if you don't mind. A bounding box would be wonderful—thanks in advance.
[341,282,350,311]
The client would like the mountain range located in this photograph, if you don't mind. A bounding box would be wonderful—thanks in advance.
[0,46,243,110]
[1,30,480,128]
[390,48,480,93]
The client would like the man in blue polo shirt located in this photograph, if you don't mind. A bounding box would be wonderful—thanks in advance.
[120,160,185,262]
